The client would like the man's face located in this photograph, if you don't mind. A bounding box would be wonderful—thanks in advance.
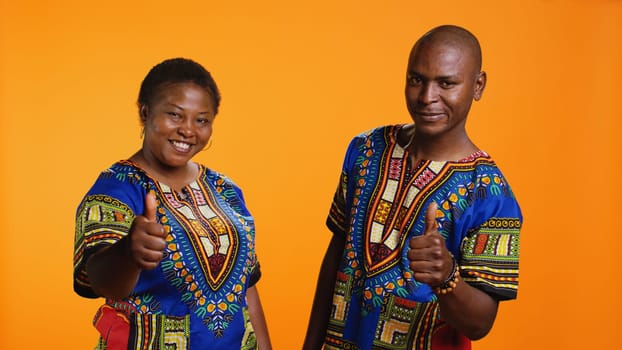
[405,40,485,139]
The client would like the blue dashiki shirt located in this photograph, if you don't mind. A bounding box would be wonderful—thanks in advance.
[324,125,522,350]
[73,160,260,350]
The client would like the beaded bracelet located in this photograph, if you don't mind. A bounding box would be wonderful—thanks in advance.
[433,257,460,295]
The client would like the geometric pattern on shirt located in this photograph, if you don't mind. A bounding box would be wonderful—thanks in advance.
[154,173,254,338]
[75,161,258,345]
[460,217,520,297]
[324,125,522,350]
[324,271,354,349]
[74,194,135,294]
[373,295,438,350]
[127,313,190,350]
[157,178,256,338]
[158,181,239,292]
[364,142,446,277]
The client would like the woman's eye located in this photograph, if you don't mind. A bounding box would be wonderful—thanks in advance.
[167,112,183,121]
[197,118,212,125]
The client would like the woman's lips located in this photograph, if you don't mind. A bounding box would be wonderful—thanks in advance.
[170,140,192,153]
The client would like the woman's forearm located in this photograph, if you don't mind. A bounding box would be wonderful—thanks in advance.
[247,285,272,350]
[85,237,141,299]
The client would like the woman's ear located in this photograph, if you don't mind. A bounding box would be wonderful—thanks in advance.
[139,105,149,123]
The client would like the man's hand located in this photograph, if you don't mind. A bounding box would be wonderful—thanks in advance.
[407,202,454,287]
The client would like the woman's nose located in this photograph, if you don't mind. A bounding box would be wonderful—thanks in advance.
[177,119,195,137]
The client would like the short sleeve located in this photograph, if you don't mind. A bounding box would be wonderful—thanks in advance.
[215,174,252,217]
[248,261,262,287]
[460,216,521,300]
[326,136,363,236]
[73,195,135,297]
[73,168,146,298]
[456,178,522,300]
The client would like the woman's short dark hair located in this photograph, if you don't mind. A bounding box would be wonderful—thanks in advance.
[137,57,221,115]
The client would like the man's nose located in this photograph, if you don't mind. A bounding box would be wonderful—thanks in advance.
[418,83,438,104]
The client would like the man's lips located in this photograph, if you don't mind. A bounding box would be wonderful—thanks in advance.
[415,111,445,121]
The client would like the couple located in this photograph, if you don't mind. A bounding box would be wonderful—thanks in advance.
[73,25,522,350]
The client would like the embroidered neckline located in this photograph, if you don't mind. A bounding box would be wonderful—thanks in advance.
[390,124,490,164]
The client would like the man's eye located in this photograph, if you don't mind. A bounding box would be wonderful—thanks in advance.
[440,81,454,88]
[407,75,422,85]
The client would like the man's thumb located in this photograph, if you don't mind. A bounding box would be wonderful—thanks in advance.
[423,202,438,235]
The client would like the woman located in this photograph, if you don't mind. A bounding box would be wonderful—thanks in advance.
[73,58,271,349]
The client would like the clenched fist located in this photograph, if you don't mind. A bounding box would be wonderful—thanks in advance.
[127,191,167,270]
[407,202,454,288]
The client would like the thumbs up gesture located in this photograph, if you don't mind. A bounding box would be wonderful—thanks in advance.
[407,202,454,287]
[127,191,167,270]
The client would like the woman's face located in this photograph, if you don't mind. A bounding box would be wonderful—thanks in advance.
[141,82,216,171]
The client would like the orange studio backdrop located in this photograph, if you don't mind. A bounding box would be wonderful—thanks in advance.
[1,0,620,349]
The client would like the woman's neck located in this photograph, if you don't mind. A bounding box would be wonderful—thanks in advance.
[129,150,198,192]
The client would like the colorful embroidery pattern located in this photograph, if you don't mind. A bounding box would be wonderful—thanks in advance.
[127,313,190,350]
[373,296,438,350]
[461,217,521,298]
[158,178,253,337]
[74,194,135,294]
[325,125,522,349]
[74,161,259,349]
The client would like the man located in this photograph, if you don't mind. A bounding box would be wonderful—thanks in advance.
[304,25,522,350]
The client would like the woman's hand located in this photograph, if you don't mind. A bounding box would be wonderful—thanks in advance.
[127,192,167,270]
[86,192,167,299]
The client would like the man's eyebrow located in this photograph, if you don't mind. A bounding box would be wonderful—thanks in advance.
[435,74,458,80]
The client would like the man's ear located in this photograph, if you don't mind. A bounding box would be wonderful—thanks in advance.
[474,71,487,101]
